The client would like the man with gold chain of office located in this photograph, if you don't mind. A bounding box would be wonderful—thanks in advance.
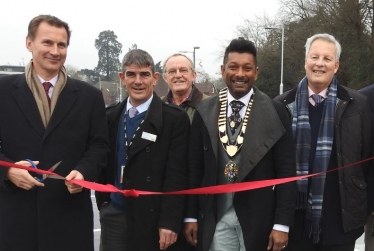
[184,37,296,251]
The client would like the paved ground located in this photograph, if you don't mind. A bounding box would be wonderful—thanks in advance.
[91,193,100,251]
[90,193,366,251]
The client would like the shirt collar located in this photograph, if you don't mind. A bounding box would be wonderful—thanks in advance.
[166,85,194,104]
[127,95,153,114]
[37,75,58,87]
[227,88,254,106]
[308,86,328,106]
[308,86,328,98]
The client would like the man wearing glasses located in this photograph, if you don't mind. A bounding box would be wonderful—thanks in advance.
[162,54,208,123]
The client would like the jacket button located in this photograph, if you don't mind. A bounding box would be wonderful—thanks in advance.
[146,176,151,182]
[203,145,208,150]
[145,147,151,152]
[150,207,154,212]
[201,213,204,218]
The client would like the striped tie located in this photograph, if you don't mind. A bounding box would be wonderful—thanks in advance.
[311,94,323,106]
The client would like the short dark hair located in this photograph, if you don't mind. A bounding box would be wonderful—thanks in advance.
[223,37,257,66]
[121,49,155,74]
[28,15,71,46]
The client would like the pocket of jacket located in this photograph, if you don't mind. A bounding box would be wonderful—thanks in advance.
[351,176,367,190]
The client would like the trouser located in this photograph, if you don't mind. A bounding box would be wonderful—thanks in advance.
[99,202,128,251]
[365,214,374,251]
[210,206,246,251]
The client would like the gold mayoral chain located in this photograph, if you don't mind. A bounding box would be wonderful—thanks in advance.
[218,88,254,182]
[218,88,254,158]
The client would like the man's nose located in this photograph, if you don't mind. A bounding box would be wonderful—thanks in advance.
[50,44,59,56]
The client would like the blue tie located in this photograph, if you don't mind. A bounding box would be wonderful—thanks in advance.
[128,107,138,118]
[311,94,323,106]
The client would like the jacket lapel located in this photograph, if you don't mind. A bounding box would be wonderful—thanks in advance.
[196,96,219,159]
[238,88,286,181]
[12,75,45,137]
[44,78,77,138]
[127,94,163,161]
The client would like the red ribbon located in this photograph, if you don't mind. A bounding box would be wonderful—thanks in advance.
[1,157,373,197]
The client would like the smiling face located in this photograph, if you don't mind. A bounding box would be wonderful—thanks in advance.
[26,21,68,80]
[163,55,196,96]
[305,39,339,92]
[221,52,258,99]
[119,64,159,107]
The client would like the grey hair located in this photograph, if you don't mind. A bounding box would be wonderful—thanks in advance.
[121,49,155,73]
[305,33,341,62]
[162,53,195,75]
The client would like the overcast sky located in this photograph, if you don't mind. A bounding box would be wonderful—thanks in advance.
[0,0,279,78]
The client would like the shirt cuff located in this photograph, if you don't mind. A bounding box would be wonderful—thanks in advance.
[273,224,289,233]
[184,218,197,223]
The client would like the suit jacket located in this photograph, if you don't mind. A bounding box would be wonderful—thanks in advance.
[186,87,296,251]
[95,94,190,251]
[0,74,109,251]
[360,85,374,214]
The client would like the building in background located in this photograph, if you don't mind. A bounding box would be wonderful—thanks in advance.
[0,65,25,76]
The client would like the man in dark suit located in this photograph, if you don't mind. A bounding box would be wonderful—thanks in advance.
[359,84,374,251]
[0,15,109,251]
[275,33,371,251]
[184,38,296,251]
[95,49,190,251]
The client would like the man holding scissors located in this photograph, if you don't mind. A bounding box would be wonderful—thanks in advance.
[0,15,109,251]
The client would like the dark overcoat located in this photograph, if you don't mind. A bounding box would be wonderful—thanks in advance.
[0,74,109,251]
[359,84,374,214]
[276,85,372,241]
[95,94,190,251]
[186,87,296,251]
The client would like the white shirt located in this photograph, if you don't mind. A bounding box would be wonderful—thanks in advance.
[126,95,153,115]
[227,89,254,119]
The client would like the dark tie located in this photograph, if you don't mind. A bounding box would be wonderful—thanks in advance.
[43,82,52,108]
[128,107,138,118]
[228,100,245,134]
[311,94,323,106]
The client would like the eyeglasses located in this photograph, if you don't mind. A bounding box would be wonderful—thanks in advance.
[165,68,191,76]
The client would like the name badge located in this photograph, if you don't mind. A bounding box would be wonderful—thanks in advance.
[141,132,157,142]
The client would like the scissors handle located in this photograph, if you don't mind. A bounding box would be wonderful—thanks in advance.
[24,159,43,182]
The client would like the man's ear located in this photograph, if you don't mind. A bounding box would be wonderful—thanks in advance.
[118,72,125,82]
[26,36,32,52]
[334,61,340,74]
[153,72,160,86]
[221,65,225,77]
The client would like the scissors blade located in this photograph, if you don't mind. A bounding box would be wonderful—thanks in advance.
[42,161,64,180]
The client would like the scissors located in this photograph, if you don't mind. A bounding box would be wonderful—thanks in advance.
[24,159,64,182]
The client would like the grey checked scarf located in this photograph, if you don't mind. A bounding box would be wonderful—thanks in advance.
[292,76,337,243]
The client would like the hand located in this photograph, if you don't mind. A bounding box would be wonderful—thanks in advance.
[159,228,177,250]
[184,222,198,246]
[267,229,288,251]
[6,160,44,190]
[65,170,84,194]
